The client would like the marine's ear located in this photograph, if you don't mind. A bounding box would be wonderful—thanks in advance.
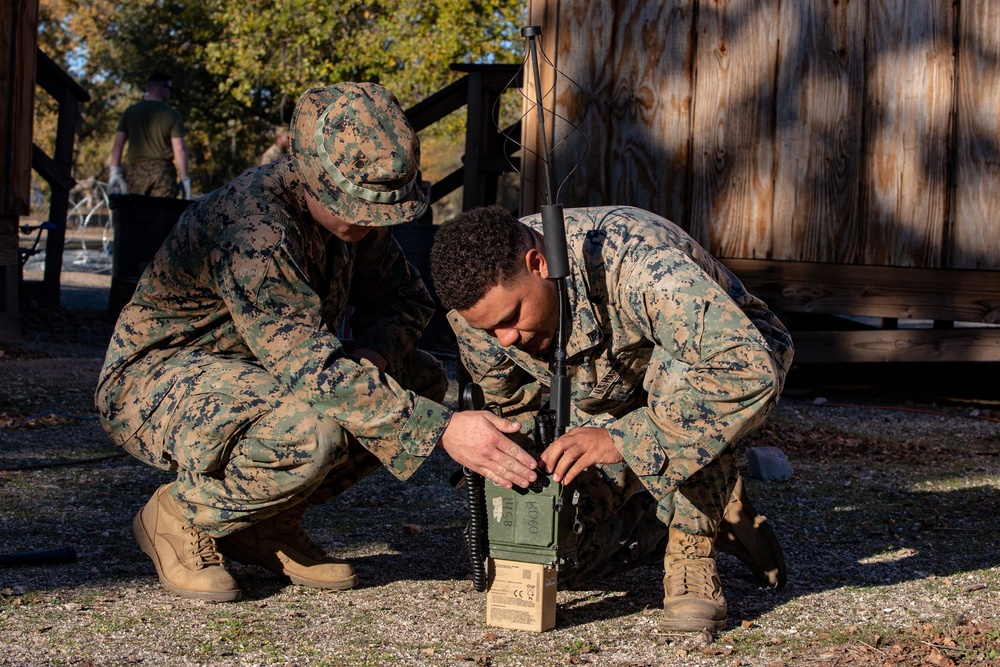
[524,247,549,280]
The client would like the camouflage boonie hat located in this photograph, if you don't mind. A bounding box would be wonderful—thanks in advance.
[290,82,427,226]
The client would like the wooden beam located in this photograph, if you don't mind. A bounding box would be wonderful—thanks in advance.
[405,76,468,132]
[31,143,76,192]
[791,329,1000,363]
[722,259,1000,324]
[35,49,89,104]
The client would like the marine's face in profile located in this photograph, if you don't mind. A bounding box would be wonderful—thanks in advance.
[459,248,558,353]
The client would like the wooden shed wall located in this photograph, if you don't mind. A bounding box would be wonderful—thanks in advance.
[522,0,1000,272]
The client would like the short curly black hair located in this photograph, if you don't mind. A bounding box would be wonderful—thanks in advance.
[430,205,536,311]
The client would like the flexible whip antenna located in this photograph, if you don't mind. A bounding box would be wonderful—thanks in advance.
[522,25,570,437]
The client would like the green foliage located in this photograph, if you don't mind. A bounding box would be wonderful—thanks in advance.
[35,0,526,194]
[204,0,525,108]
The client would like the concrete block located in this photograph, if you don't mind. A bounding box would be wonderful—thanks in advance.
[745,446,793,481]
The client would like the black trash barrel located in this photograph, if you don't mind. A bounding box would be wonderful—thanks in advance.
[107,193,192,320]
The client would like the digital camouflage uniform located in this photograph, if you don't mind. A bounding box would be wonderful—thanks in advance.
[96,154,450,538]
[448,206,793,588]
[117,99,185,197]
[126,160,178,198]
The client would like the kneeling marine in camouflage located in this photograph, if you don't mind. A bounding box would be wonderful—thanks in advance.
[430,204,794,632]
[97,83,538,602]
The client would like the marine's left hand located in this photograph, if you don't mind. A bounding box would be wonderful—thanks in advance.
[540,426,624,485]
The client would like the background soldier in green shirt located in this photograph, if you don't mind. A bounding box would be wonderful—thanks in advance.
[108,70,191,198]
[430,204,794,633]
[97,83,538,603]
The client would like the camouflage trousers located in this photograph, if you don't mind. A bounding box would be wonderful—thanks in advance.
[121,349,446,538]
[125,159,178,198]
[559,448,737,590]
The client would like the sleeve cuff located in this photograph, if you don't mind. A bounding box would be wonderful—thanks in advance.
[378,396,452,481]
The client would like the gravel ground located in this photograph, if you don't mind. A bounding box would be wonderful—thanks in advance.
[1,272,998,666]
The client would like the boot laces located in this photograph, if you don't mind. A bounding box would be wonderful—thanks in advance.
[668,534,717,598]
[182,524,224,568]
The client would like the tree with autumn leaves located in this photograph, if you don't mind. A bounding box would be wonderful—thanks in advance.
[35,0,525,194]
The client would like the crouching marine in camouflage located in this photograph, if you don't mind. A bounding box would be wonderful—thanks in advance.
[96,83,539,602]
[430,204,795,632]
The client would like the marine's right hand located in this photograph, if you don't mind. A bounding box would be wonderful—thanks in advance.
[438,411,537,489]
[108,166,128,195]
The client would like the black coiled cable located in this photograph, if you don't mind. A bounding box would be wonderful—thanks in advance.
[458,386,500,593]
[464,466,489,592]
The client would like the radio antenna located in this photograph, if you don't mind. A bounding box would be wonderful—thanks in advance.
[521,25,572,436]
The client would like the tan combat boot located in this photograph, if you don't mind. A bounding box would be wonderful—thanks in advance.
[715,474,787,589]
[661,528,727,632]
[218,503,357,590]
[132,485,241,602]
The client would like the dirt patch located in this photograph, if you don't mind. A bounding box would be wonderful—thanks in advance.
[1,283,998,667]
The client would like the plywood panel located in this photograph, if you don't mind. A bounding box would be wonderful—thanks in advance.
[526,0,1000,275]
[599,1,694,224]
[689,0,780,257]
[861,1,954,268]
[949,0,1000,270]
[771,1,865,263]
[529,1,617,210]
[523,0,695,225]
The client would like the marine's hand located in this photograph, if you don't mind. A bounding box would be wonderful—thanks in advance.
[180,177,192,200]
[439,412,536,489]
[108,166,128,195]
[541,426,623,485]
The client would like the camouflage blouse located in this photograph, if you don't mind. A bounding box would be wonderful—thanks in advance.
[96,155,449,479]
[448,206,794,492]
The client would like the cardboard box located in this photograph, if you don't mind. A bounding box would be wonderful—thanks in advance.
[485,558,557,632]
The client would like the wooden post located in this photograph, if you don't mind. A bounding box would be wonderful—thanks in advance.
[1,0,40,343]
[455,64,522,212]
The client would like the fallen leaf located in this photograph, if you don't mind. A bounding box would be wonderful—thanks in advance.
[926,648,956,667]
